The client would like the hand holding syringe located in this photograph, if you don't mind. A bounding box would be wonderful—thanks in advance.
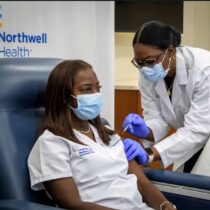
[120,115,136,137]
[121,114,149,165]
[121,114,150,139]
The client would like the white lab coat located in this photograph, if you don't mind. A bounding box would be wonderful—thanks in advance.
[139,46,210,172]
[191,136,210,176]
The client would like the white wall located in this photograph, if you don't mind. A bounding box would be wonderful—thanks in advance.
[115,1,210,83]
[0,1,115,126]
[115,32,137,82]
[183,1,210,49]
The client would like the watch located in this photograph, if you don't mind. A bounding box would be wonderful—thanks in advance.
[145,147,155,164]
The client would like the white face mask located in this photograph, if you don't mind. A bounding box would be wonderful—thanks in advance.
[140,49,172,81]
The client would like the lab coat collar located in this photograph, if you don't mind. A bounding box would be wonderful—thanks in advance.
[171,49,188,108]
[154,48,188,98]
[154,49,189,128]
[176,48,188,86]
[155,79,177,121]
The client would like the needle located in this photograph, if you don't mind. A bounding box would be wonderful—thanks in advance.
[120,115,136,136]
[121,124,129,136]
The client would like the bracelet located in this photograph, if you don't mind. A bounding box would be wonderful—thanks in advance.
[160,200,177,210]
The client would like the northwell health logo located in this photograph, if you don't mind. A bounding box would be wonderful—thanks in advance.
[0,32,47,57]
[0,5,48,58]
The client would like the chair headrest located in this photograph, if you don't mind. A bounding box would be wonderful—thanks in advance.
[0,58,63,111]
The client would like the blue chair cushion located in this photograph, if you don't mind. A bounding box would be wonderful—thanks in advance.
[0,58,63,205]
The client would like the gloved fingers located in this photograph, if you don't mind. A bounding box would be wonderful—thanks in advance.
[128,124,134,134]
[125,144,137,159]
[127,150,139,161]
[136,157,147,165]
[132,114,144,125]
[122,122,134,134]
[122,120,127,129]
[135,151,148,165]
[123,139,146,162]
[125,113,136,124]
[122,113,140,132]
[123,139,133,152]
[123,138,136,151]
[127,143,145,161]
[142,155,148,164]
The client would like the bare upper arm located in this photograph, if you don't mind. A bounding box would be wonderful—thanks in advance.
[44,177,116,210]
[128,161,172,210]
[44,177,81,209]
[128,160,152,193]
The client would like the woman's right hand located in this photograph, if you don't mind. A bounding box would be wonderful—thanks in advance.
[122,113,150,139]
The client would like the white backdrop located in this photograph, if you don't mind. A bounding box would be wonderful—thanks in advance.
[0,1,115,126]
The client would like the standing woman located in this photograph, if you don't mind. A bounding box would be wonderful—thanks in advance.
[122,21,210,173]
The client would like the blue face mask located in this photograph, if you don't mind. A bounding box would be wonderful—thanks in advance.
[71,93,102,120]
[140,49,171,81]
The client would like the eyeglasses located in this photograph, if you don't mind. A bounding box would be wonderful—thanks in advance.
[131,53,163,68]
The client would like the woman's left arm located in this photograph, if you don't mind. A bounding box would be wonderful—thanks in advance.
[128,160,176,210]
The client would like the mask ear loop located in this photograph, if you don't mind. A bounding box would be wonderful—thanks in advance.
[165,56,172,75]
[161,48,168,63]
[71,94,77,99]
[69,94,78,109]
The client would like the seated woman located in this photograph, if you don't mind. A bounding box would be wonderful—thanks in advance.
[28,60,176,210]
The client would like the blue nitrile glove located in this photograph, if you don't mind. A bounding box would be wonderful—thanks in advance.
[123,138,148,165]
[122,113,150,139]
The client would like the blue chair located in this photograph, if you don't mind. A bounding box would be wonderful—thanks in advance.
[144,168,210,210]
[0,58,210,210]
[0,58,64,210]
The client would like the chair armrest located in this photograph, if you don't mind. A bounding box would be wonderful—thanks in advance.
[144,168,210,210]
[0,199,65,210]
[144,168,210,190]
